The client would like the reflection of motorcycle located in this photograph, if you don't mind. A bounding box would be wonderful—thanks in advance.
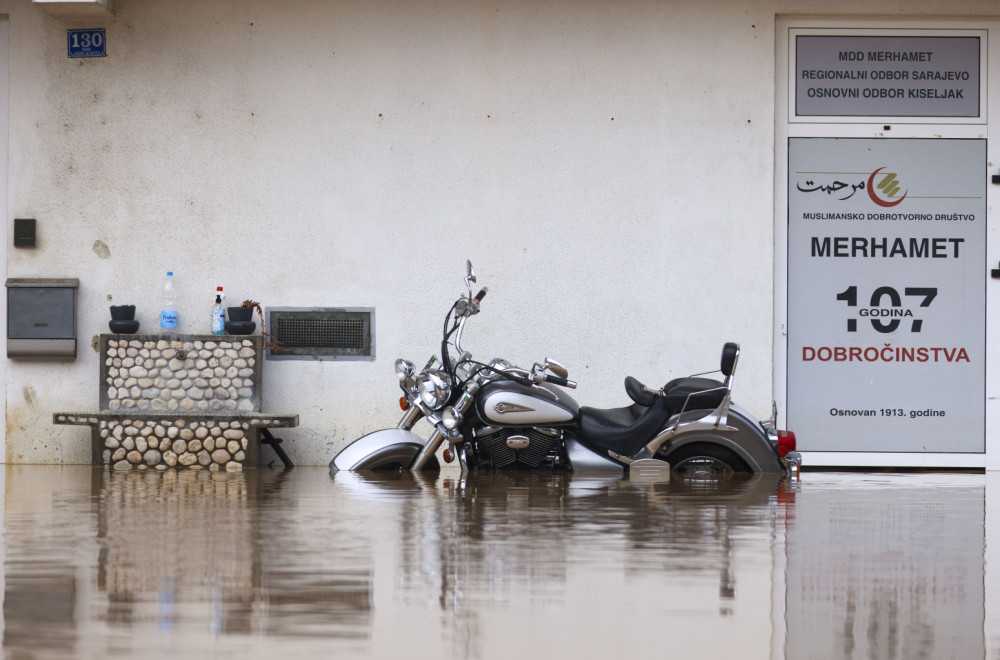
[331,262,801,478]
[331,469,799,657]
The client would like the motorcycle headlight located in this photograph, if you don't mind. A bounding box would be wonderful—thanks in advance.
[404,376,419,398]
[442,406,463,431]
[395,359,416,384]
[416,369,451,409]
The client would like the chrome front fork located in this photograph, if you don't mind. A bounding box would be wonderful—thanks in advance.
[397,404,422,431]
[411,429,446,471]
[409,383,479,472]
[397,401,442,471]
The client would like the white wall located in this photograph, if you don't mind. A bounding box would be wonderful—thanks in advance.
[2,0,997,465]
[0,16,7,465]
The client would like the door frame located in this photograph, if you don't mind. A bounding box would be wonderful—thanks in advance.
[1,16,8,465]
[774,16,1000,468]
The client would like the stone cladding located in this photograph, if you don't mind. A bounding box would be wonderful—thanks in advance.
[55,335,297,471]
[102,336,260,412]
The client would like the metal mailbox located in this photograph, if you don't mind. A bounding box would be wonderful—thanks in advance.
[6,278,79,358]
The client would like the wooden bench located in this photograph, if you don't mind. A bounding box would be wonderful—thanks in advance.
[54,334,298,470]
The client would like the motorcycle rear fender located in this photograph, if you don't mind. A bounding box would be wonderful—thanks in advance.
[330,428,427,471]
[663,404,785,473]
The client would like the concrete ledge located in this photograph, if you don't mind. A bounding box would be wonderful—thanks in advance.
[33,0,116,19]
[54,412,299,427]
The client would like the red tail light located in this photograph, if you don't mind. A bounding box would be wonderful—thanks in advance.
[777,430,797,457]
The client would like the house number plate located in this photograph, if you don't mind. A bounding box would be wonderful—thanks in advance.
[68,29,106,59]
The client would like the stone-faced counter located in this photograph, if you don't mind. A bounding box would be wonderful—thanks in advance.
[55,334,298,471]
[100,335,262,412]
[54,412,297,470]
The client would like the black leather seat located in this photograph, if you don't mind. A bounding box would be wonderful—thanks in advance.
[574,343,740,459]
[577,397,672,457]
[624,375,658,407]
[662,376,726,414]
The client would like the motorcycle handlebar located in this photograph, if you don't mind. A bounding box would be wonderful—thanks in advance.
[530,372,577,389]
[545,375,577,389]
[459,288,488,319]
[509,372,533,386]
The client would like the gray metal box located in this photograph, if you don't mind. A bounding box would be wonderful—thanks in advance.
[6,278,79,358]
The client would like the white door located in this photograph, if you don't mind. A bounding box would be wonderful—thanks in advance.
[775,18,999,468]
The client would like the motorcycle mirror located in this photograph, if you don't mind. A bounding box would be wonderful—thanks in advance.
[465,260,476,293]
[544,358,569,379]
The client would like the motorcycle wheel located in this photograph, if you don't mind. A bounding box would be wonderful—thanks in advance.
[664,442,751,477]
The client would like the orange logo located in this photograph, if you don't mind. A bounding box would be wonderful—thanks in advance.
[867,168,907,207]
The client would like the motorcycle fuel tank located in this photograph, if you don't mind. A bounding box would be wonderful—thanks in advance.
[477,380,580,426]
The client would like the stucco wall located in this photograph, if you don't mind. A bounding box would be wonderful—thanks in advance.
[2,0,997,464]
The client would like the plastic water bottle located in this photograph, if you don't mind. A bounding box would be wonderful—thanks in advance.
[211,286,225,335]
[160,271,178,333]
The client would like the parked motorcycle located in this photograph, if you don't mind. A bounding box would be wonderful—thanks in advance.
[330,262,801,478]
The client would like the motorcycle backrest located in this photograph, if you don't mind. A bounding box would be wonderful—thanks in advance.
[721,342,740,379]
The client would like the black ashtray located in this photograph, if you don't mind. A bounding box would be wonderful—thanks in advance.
[227,306,254,322]
[109,320,140,334]
[225,321,256,335]
[110,305,136,321]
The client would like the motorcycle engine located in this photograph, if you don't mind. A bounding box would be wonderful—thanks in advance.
[473,426,562,469]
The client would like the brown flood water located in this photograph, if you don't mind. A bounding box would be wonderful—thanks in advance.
[1,465,996,660]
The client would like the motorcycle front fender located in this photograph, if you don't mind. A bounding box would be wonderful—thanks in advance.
[329,428,437,472]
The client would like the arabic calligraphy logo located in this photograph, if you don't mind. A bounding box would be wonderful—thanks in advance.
[867,167,907,208]
[796,178,865,200]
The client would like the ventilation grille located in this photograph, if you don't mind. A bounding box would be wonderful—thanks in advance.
[266,308,375,361]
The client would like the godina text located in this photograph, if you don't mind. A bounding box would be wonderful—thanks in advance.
[811,236,964,258]
[803,345,970,363]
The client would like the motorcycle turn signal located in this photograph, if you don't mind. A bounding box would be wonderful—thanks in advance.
[776,430,797,456]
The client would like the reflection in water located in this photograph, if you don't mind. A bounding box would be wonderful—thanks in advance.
[784,473,985,660]
[96,468,371,640]
[348,470,792,658]
[3,466,375,659]
[0,466,991,659]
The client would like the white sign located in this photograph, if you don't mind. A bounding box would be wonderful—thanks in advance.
[787,138,985,453]
[795,35,981,117]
